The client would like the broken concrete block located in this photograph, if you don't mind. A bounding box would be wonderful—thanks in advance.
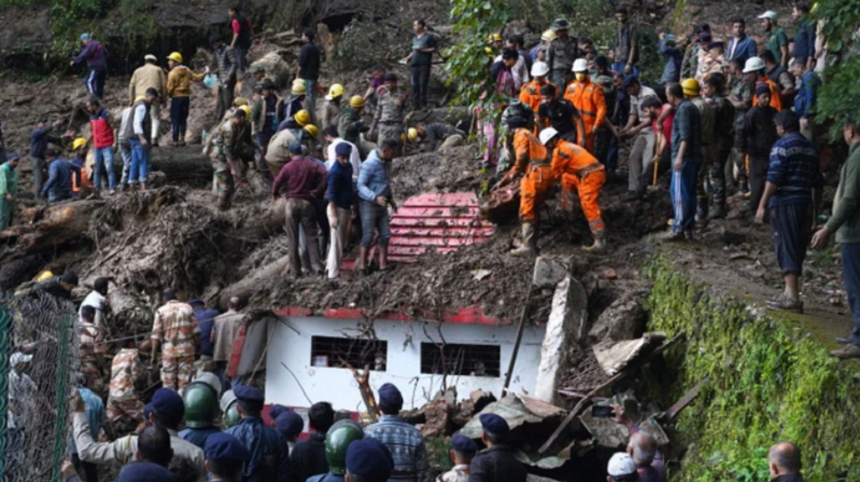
[534,276,588,404]
[532,256,568,288]
[588,290,648,345]
[593,332,667,376]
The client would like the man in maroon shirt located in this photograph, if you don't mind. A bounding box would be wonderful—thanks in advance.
[272,141,327,277]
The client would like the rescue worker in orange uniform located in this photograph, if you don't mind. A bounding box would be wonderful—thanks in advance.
[500,116,553,256]
[542,127,607,251]
[743,57,783,111]
[519,61,555,113]
[564,59,607,153]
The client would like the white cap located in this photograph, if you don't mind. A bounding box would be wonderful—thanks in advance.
[531,61,549,78]
[743,56,766,73]
[539,127,559,146]
[144,54,157,62]
[607,452,637,478]
[758,10,778,20]
[572,58,589,72]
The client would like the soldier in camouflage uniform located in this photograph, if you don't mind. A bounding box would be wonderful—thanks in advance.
[107,337,146,432]
[151,288,200,392]
[370,73,407,152]
[207,107,256,210]
[547,18,579,91]
[78,306,106,398]
[728,58,755,193]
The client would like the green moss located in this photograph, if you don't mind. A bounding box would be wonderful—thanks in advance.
[644,257,860,482]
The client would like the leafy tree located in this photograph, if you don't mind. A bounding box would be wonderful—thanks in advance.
[812,0,860,134]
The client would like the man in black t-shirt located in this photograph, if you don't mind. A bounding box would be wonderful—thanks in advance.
[537,84,582,142]
[297,28,322,125]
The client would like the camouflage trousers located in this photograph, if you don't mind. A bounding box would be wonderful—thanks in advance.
[378,124,403,149]
[80,361,106,397]
[710,145,732,208]
[161,355,196,391]
[107,396,145,426]
[696,145,713,217]
[211,156,236,211]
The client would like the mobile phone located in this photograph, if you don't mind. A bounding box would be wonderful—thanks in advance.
[591,405,614,418]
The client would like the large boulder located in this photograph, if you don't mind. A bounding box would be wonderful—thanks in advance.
[588,289,649,344]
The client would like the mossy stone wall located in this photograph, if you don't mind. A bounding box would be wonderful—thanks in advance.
[645,263,860,482]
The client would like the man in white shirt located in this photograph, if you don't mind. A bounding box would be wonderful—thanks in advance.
[322,126,360,180]
[618,75,658,197]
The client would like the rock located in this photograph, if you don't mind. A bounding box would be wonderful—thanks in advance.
[601,268,618,280]
[533,256,568,288]
[588,289,648,344]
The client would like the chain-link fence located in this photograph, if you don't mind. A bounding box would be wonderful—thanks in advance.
[1,291,77,482]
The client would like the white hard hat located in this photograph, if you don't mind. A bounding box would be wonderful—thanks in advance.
[572,58,589,72]
[757,10,778,20]
[743,56,766,73]
[10,352,32,367]
[539,127,559,146]
[531,61,549,78]
[607,453,637,478]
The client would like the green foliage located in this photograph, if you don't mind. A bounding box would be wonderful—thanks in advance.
[444,0,509,110]
[644,258,860,482]
[522,0,616,51]
[812,0,860,132]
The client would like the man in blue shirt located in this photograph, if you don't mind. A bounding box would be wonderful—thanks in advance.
[756,110,822,314]
[791,4,816,70]
[658,33,683,84]
[364,384,427,482]
[791,59,822,142]
[70,33,108,99]
[224,386,289,482]
[189,299,219,371]
[326,143,354,281]
[665,82,702,241]
[42,148,74,203]
[30,118,65,196]
[726,18,757,65]
[356,140,398,272]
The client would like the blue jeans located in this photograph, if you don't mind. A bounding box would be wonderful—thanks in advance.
[670,161,701,234]
[842,243,860,345]
[128,138,150,185]
[359,200,391,248]
[119,141,132,185]
[92,146,116,191]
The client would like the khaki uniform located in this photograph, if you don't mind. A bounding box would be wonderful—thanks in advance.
[319,99,341,130]
[106,348,145,426]
[78,321,106,396]
[265,129,300,177]
[152,300,200,391]
[373,87,407,146]
[547,36,578,88]
[73,412,206,481]
[129,63,168,140]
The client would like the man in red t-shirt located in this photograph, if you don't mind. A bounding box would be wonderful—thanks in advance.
[228,6,253,75]
[636,96,674,195]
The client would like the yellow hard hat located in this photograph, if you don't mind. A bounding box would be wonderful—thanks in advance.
[233,97,249,107]
[488,33,503,43]
[407,128,419,142]
[72,138,87,150]
[134,95,146,104]
[327,83,345,99]
[291,79,307,95]
[294,110,311,127]
[541,29,557,42]
[484,47,494,57]
[167,52,183,63]
[36,270,54,282]
[349,95,366,108]
[304,124,318,137]
[238,105,251,117]
[681,78,701,96]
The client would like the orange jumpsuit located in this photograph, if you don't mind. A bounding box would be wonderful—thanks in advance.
[550,140,606,238]
[519,80,556,113]
[563,78,607,154]
[760,76,783,111]
[510,128,552,222]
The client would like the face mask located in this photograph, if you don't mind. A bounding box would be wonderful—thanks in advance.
[575,73,587,81]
